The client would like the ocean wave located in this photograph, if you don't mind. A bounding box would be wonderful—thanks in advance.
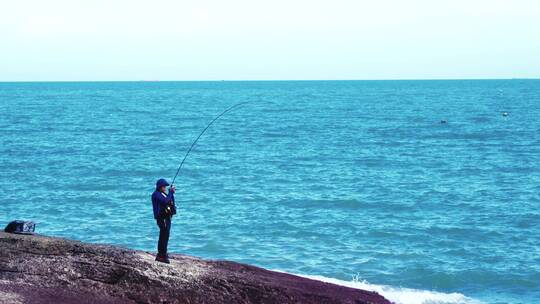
[290,273,483,304]
[281,198,364,210]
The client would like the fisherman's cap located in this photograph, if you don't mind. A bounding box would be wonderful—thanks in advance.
[156,178,170,188]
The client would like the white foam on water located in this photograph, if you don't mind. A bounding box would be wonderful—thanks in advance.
[283,272,483,304]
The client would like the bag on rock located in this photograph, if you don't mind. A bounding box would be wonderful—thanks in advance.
[4,220,36,234]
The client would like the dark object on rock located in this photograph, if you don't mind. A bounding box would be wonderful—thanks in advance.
[4,220,35,234]
[155,255,170,264]
[0,232,391,304]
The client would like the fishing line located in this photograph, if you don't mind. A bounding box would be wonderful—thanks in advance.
[171,101,251,185]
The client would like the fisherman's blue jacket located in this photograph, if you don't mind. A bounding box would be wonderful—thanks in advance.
[152,190,175,219]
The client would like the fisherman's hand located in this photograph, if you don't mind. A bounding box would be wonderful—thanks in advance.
[169,185,176,193]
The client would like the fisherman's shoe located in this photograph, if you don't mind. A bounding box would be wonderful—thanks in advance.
[155,255,170,264]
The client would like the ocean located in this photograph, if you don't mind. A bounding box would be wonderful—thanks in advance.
[1,80,538,304]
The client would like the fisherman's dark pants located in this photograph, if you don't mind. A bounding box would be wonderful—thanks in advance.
[156,216,171,257]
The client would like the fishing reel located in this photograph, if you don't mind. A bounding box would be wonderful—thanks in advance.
[163,202,177,217]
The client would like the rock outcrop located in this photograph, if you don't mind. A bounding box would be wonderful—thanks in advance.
[0,232,391,304]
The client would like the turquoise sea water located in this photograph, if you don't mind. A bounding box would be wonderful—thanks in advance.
[1,80,539,304]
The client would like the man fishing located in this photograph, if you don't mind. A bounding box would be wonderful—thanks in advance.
[152,178,176,263]
[150,102,247,264]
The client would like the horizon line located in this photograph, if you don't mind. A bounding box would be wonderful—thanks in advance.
[0,77,539,83]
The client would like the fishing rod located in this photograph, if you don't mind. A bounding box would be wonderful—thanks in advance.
[171,101,251,185]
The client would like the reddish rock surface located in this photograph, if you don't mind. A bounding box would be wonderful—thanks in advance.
[0,232,391,304]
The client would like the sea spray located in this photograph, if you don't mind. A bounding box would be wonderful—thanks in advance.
[298,273,483,304]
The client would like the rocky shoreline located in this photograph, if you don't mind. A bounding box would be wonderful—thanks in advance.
[0,232,391,304]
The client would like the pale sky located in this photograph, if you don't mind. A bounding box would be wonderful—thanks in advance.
[1,0,539,81]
